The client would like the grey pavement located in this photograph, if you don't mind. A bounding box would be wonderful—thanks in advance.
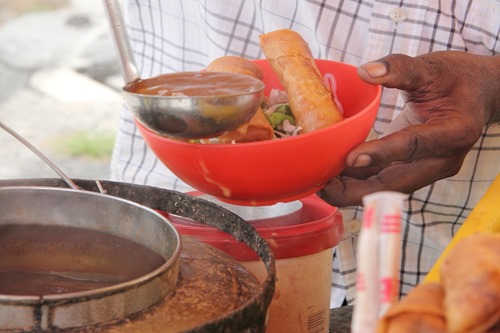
[0,0,123,182]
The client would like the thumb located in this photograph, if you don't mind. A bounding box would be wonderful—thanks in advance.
[356,54,426,91]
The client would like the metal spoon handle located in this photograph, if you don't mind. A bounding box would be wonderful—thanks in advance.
[102,0,140,84]
[0,121,80,191]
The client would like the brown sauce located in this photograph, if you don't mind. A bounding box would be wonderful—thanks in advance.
[125,71,263,97]
[0,270,121,296]
[0,225,166,296]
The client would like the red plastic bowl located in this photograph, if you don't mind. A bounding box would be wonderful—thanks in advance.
[136,59,381,206]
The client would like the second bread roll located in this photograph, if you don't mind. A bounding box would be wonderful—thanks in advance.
[207,56,275,143]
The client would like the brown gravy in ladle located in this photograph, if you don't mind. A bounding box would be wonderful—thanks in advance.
[125,71,263,97]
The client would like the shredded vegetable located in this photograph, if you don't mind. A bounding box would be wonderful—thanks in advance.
[262,100,302,137]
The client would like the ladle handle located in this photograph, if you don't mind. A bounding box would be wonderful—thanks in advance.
[0,121,80,191]
[102,0,140,84]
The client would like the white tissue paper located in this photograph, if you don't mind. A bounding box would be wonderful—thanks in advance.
[351,191,406,333]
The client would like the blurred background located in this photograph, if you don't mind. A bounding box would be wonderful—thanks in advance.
[0,0,122,181]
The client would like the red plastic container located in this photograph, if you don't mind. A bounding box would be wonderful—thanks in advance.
[136,59,381,206]
[166,193,344,261]
[165,193,344,333]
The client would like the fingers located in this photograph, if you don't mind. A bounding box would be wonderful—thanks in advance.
[346,126,439,168]
[324,51,498,208]
[347,114,482,168]
[340,164,382,179]
[358,52,498,124]
[319,156,464,207]
[357,53,429,91]
[351,51,487,172]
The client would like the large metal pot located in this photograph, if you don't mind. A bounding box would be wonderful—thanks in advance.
[0,179,276,333]
[0,186,181,331]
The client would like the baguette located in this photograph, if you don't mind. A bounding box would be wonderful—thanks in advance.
[259,29,343,133]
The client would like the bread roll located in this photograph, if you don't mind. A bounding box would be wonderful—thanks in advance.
[440,234,500,333]
[378,234,500,333]
[207,55,264,80]
[259,29,343,133]
[206,56,275,143]
[376,282,447,333]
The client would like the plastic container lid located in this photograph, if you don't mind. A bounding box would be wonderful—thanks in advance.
[191,192,304,227]
[164,193,344,261]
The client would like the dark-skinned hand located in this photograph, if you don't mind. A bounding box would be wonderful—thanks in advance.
[319,51,500,207]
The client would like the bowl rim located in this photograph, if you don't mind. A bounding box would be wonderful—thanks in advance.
[137,85,381,147]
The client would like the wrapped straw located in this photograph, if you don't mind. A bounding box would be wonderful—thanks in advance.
[351,191,406,333]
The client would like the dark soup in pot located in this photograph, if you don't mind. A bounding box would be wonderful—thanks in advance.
[0,224,166,296]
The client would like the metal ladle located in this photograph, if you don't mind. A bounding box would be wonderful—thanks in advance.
[102,0,264,139]
[0,121,80,190]
[0,121,109,194]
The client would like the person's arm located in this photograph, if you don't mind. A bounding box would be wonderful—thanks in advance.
[319,51,500,207]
